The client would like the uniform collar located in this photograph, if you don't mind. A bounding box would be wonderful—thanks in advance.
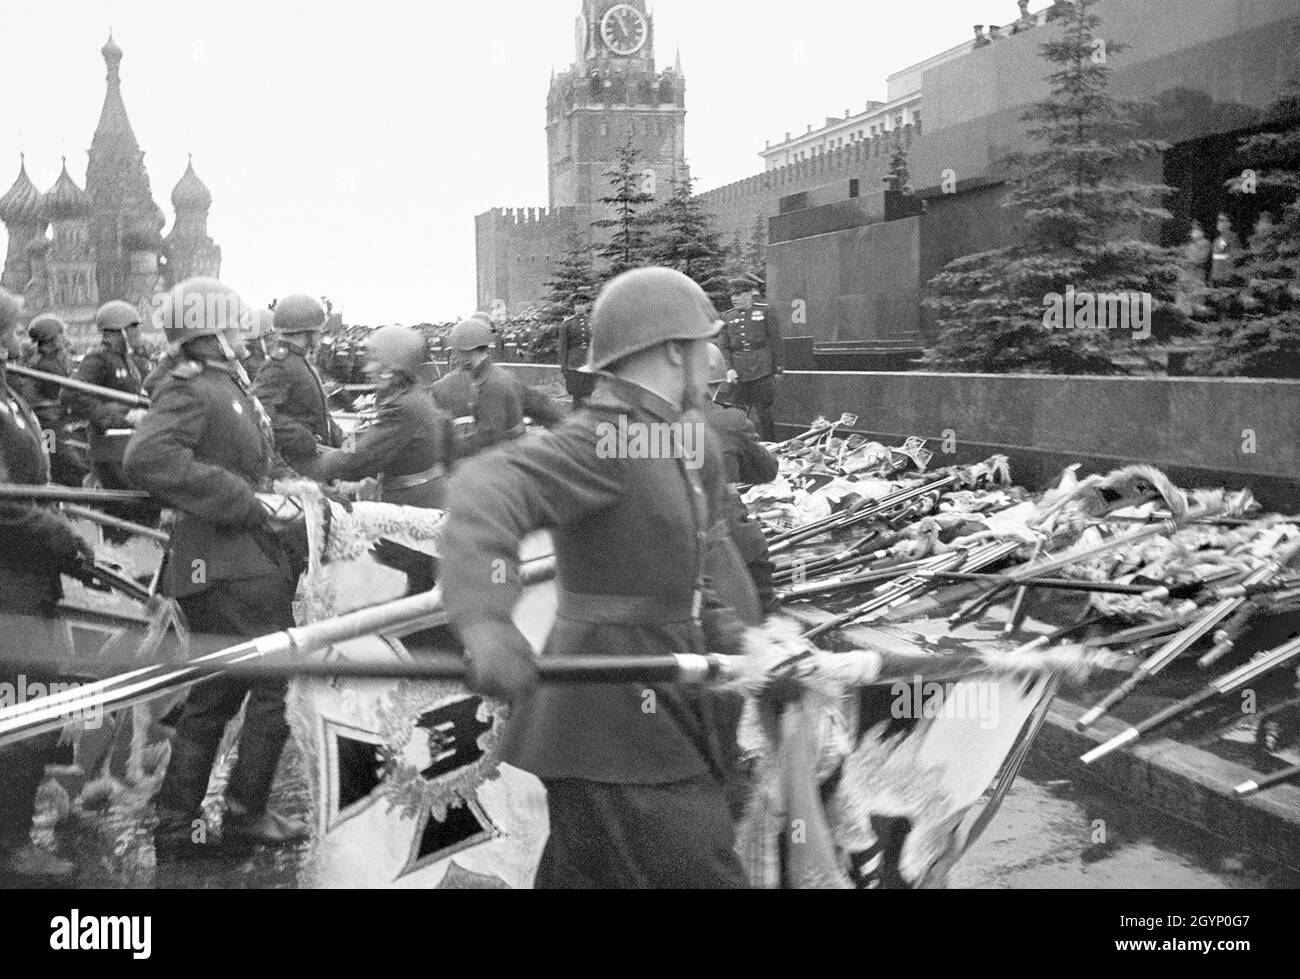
[594,375,685,424]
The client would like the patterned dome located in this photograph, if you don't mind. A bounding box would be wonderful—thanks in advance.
[25,234,50,257]
[102,33,123,68]
[44,159,92,221]
[0,157,45,226]
[171,157,212,211]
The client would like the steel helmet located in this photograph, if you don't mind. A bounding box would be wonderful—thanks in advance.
[0,288,21,331]
[449,318,493,352]
[96,300,142,333]
[706,343,729,386]
[28,314,67,345]
[588,267,721,372]
[273,294,327,334]
[154,278,246,344]
[366,325,427,377]
[240,307,276,341]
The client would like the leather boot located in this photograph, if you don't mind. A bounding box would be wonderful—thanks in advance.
[2,842,76,883]
[221,800,308,848]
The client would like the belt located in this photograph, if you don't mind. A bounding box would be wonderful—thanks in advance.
[384,463,447,491]
[557,587,701,625]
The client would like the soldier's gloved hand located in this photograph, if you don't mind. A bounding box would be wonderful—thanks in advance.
[40,514,95,579]
[125,408,148,427]
[727,369,739,385]
[459,619,538,702]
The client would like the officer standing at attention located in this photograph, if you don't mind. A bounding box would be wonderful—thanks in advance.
[441,267,764,889]
[124,278,308,855]
[63,300,151,489]
[432,317,563,461]
[557,299,596,408]
[703,343,780,613]
[0,287,94,883]
[253,293,341,471]
[312,326,453,509]
[718,276,784,443]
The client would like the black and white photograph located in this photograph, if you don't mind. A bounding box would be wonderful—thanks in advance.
[0,0,1298,940]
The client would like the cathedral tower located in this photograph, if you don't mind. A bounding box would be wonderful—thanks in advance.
[42,160,99,347]
[85,34,164,305]
[164,156,222,283]
[0,157,47,294]
[546,0,687,239]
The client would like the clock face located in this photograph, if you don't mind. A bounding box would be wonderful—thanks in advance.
[601,3,648,56]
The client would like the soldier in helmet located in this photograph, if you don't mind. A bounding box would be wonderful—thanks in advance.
[240,307,274,378]
[252,293,342,471]
[13,314,87,487]
[557,299,597,408]
[0,286,93,882]
[703,343,780,613]
[441,267,764,889]
[18,314,71,415]
[718,276,784,442]
[62,300,152,490]
[312,326,453,509]
[432,317,563,460]
[123,278,308,856]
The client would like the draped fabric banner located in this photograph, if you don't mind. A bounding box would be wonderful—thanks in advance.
[286,499,553,889]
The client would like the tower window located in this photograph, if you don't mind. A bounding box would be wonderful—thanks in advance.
[600,122,609,136]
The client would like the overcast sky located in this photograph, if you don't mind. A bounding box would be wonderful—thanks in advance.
[1,0,981,323]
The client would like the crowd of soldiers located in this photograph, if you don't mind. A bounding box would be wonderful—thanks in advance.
[0,269,787,888]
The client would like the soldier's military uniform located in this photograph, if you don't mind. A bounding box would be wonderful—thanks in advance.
[15,348,86,487]
[314,385,454,509]
[557,313,597,406]
[718,301,784,442]
[0,362,88,880]
[124,356,300,844]
[253,345,342,469]
[442,372,759,888]
[432,359,563,461]
[62,341,150,489]
[704,397,780,611]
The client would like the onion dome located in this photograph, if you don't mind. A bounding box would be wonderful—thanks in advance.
[102,33,123,70]
[171,156,212,211]
[0,157,45,226]
[44,159,92,221]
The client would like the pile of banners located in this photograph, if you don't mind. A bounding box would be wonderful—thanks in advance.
[2,418,1298,889]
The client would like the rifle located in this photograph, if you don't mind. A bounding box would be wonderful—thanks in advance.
[1078,536,1300,730]
[5,363,150,409]
[0,482,151,505]
[1082,634,1300,764]
[1236,763,1300,797]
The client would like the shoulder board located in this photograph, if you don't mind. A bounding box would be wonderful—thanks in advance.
[169,361,204,380]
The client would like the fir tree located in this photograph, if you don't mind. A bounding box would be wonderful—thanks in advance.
[542,231,600,321]
[647,178,731,311]
[743,215,768,287]
[886,138,911,193]
[924,0,1188,374]
[1189,79,1300,378]
[593,135,658,277]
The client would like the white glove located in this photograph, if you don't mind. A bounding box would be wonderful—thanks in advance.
[727,369,739,385]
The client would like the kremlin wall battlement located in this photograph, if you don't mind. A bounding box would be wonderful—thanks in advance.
[698,124,918,247]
